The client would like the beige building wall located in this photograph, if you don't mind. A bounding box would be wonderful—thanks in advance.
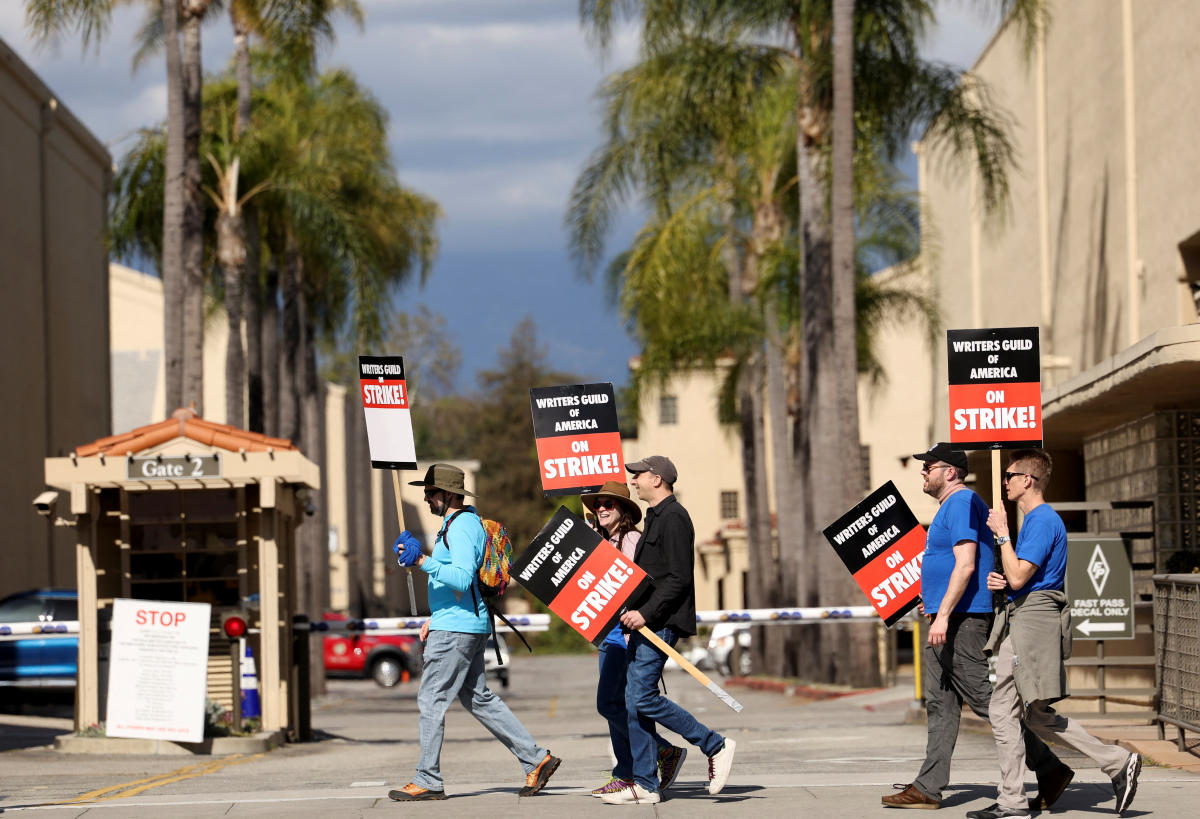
[0,38,112,597]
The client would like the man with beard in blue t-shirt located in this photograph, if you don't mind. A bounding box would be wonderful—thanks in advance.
[882,443,1070,810]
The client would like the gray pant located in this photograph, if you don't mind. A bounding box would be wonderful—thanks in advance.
[913,614,1061,801]
[990,634,1130,810]
[413,630,547,791]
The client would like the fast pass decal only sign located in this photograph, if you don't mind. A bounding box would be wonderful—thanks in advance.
[359,355,418,470]
[947,327,1043,449]
[514,506,651,645]
[529,383,625,496]
[823,482,926,627]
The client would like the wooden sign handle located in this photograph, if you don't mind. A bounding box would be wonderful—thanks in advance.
[637,626,743,713]
[392,470,418,616]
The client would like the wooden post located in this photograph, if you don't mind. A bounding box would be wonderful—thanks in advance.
[637,626,743,712]
[391,470,417,615]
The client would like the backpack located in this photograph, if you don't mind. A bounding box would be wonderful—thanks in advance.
[443,510,531,663]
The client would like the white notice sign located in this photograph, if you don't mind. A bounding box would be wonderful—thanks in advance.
[106,598,211,743]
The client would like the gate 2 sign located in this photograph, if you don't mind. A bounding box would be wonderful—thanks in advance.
[947,327,1042,449]
[1066,537,1135,640]
[514,506,651,645]
[529,383,625,496]
[823,481,926,627]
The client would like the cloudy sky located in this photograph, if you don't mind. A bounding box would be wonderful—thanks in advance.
[1,0,996,392]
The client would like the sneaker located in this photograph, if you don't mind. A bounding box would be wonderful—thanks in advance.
[658,745,687,790]
[1030,763,1074,810]
[599,783,661,805]
[707,738,736,795]
[1113,751,1142,815]
[519,753,561,796]
[388,782,446,801]
[881,783,940,809]
[592,777,633,797]
[965,803,1030,819]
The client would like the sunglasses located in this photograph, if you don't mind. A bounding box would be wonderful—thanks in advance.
[920,463,955,474]
[593,499,618,511]
[423,488,441,497]
[1004,471,1036,483]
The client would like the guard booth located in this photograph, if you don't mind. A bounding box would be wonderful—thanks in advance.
[41,408,319,737]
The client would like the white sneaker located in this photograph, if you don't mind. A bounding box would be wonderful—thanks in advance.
[599,783,661,805]
[707,738,736,795]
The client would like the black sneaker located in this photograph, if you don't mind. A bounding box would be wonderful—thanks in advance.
[1030,763,1074,810]
[519,753,561,796]
[965,803,1030,819]
[1113,752,1142,815]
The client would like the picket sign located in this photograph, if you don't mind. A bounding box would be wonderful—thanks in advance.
[514,506,744,713]
[358,355,420,616]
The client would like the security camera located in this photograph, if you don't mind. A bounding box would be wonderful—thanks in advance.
[33,490,59,517]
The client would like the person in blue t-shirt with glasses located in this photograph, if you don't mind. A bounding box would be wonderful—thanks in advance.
[883,443,1069,811]
[970,449,1142,819]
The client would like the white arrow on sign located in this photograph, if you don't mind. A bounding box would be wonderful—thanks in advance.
[1076,619,1126,636]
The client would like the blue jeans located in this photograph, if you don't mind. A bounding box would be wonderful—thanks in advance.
[414,630,547,791]
[625,626,724,791]
[598,640,670,780]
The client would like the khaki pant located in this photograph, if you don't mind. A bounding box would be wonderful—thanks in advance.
[990,633,1131,810]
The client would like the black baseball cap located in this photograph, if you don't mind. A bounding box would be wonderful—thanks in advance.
[912,442,968,472]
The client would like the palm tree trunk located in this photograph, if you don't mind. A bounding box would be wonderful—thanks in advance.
[181,7,206,414]
[300,316,328,695]
[161,0,185,413]
[245,208,264,432]
[278,236,301,442]
[261,252,280,437]
[233,8,252,138]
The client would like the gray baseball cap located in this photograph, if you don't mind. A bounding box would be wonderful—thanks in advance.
[625,455,678,485]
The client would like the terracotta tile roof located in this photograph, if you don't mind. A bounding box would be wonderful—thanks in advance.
[76,407,295,457]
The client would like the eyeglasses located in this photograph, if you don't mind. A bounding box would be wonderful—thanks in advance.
[1003,471,1037,483]
[423,488,440,497]
[593,499,617,511]
[920,463,955,474]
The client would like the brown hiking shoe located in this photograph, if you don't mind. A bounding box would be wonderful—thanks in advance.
[388,782,446,801]
[519,753,561,796]
[882,783,940,809]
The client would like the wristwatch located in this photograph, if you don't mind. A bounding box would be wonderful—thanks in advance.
[995,535,1010,545]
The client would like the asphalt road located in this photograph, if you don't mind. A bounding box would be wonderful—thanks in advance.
[1,653,1197,817]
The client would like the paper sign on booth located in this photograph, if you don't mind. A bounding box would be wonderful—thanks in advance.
[946,327,1042,449]
[359,355,418,469]
[514,506,652,645]
[529,384,625,496]
[823,482,926,627]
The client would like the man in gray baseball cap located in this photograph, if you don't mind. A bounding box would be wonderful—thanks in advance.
[600,454,736,805]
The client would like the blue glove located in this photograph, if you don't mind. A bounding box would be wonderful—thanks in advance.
[393,530,423,567]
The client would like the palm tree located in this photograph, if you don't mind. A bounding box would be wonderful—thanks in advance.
[26,0,216,414]
[577,0,1030,683]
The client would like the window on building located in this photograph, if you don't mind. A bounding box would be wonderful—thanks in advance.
[720,490,739,520]
[659,395,678,425]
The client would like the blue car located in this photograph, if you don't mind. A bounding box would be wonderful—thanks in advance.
[0,589,78,688]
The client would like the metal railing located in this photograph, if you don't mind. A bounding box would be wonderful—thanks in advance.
[1154,573,1200,750]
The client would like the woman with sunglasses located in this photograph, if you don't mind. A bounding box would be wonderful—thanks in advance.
[581,480,685,797]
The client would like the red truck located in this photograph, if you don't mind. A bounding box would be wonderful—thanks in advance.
[321,613,422,688]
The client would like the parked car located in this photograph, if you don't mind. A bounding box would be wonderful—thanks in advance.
[707,623,751,676]
[0,589,78,689]
[322,614,422,688]
[485,634,511,688]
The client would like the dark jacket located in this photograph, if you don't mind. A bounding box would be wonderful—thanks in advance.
[630,494,697,636]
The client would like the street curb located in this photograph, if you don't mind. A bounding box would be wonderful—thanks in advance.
[725,676,877,701]
[52,730,284,755]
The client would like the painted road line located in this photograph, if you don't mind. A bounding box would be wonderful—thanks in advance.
[50,752,266,804]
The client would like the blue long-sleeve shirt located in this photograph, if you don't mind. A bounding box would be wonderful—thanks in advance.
[420,507,488,633]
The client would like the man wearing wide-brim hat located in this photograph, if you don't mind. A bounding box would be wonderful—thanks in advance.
[387,463,560,802]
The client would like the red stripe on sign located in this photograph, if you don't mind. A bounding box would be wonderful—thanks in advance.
[547,547,647,643]
[360,379,409,409]
[852,525,927,621]
[948,381,1042,444]
[536,431,625,490]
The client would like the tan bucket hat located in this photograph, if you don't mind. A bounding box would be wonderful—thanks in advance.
[581,480,641,526]
[407,463,475,497]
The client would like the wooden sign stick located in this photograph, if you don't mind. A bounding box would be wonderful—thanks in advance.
[637,626,743,712]
[392,470,418,616]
